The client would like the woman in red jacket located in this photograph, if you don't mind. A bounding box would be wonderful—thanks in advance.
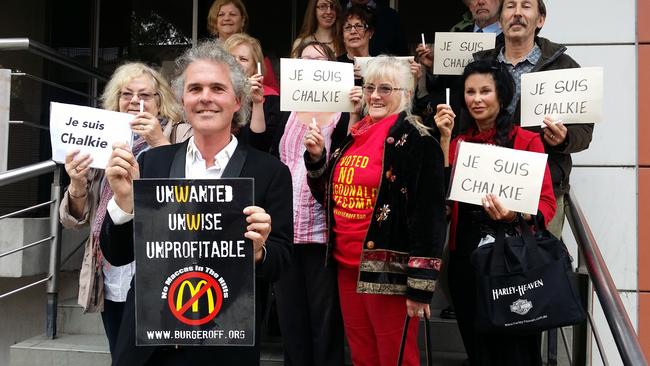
[434,60,556,366]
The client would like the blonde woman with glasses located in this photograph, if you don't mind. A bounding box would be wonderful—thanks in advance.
[59,62,181,357]
[304,56,446,366]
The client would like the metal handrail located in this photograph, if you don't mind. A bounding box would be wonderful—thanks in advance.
[0,200,55,220]
[0,160,56,187]
[0,38,109,82]
[9,120,49,131]
[566,190,647,365]
[0,276,51,301]
[0,236,54,259]
[12,72,98,100]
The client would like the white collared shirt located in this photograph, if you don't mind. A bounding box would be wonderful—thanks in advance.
[185,136,238,179]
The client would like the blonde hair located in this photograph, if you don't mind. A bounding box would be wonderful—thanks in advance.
[363,56,429,131]
[207,0,249,37]
[222,33,266,75]
[101,62,182,123]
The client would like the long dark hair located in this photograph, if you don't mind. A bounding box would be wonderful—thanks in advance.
[459,60,515,147]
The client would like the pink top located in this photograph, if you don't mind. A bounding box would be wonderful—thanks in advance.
[279,112,341,244]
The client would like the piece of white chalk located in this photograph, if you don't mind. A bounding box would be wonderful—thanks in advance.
[139,99,144,113]
[445,88,450,106]
[257,62,262,75]
[421,33,426,47]
[311,117,318,129]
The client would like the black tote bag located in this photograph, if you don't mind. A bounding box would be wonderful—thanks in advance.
[470,220,585,334]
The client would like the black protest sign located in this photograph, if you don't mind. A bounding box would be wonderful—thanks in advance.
[133,178,254,346]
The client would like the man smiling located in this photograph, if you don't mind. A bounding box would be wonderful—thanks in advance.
[99,40,293,366]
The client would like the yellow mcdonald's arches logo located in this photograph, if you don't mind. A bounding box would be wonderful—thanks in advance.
[176,279,215,313]
[186,213,201,231]
[174,186,189,203]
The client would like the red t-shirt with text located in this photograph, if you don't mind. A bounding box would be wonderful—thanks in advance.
[332,114,397,267]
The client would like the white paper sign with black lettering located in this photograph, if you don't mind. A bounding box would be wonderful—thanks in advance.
[49,102,133,169]
[520,67,603,127]
[280,58,354,112]
[133,178,255,346]
[433,32,496,75]
[448,142,548,215]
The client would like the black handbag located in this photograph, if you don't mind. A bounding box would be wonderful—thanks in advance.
[470,219,585,334]
[397,314,432,366]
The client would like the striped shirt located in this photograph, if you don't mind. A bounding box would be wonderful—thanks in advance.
[279,112,340,244]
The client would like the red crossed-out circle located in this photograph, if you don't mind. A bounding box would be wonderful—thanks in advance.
[167,271,223,326]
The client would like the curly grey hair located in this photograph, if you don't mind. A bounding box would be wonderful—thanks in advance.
[172,39,251,128]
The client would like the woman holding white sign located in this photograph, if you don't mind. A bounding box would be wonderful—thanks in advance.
[59,62,182,356]
[434,60,556,365]
[271,40,356,366]
[304,56,446,366]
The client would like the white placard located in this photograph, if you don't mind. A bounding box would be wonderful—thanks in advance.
[354,56,415,79]
[448,141,548,215]
[49,102,134,170]
[520,67,603,127]
[433,32,496,75]
[280,58,354,112]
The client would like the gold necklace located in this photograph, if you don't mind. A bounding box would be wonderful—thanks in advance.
[313,33,333,45]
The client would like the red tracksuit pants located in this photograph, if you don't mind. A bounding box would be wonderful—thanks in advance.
[337,266,420,366]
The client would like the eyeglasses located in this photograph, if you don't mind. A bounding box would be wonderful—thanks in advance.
[119,91,159,101]
[343,23,368,33]
[362,84,404,97]
[315,3,334,11]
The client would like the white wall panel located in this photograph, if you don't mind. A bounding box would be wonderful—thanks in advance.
[590,292,638,366]
[542,0,635,44]
[561,167,637,291]
[559,45,636,166]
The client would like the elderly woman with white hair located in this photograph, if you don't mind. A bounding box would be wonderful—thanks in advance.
[304,55,447,366]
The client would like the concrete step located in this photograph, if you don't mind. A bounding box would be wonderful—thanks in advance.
[10,333,110,366]
[56,300,105,336]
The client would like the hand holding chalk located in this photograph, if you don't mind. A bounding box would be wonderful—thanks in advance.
[434,103,456,139]
[304,117,325,161]
[542,116,567,146]
[415,42,433,69]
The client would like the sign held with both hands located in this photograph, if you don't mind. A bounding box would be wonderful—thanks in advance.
[448,142,548,215]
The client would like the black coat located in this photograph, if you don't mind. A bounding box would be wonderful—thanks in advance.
[305,112,447,303]
[100,140,293,366]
